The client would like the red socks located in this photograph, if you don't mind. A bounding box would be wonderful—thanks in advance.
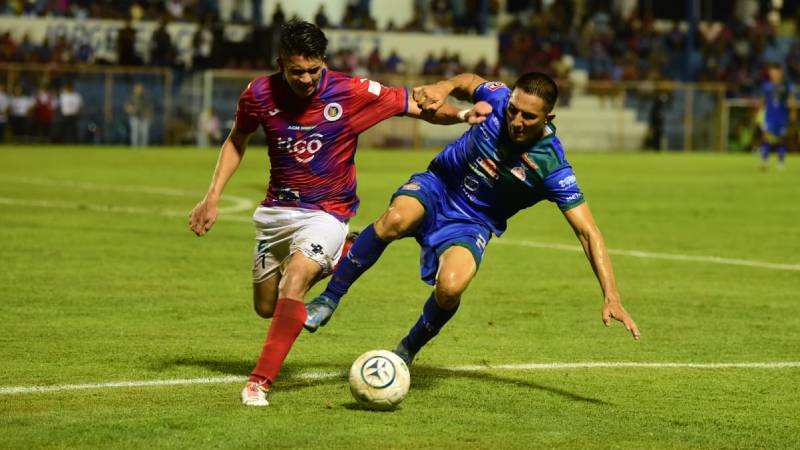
[248,298,307,387]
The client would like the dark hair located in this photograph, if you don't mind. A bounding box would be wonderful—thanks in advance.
[278,20,328,60]
[513,72,558,113]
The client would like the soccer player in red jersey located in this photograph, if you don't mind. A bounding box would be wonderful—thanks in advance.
[188,20,489,407]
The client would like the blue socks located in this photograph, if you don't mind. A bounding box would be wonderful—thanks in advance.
[760,142,771,162]
[777,145,786,164]
[401,293,460,354]
[322,224,388,305]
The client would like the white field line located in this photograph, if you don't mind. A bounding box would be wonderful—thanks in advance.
[492,239,800,272]
[0,176,254,214]
[2,362,799,395]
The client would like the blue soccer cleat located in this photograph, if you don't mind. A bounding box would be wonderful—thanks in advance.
[393,341,417,367]
[304,295,338,332]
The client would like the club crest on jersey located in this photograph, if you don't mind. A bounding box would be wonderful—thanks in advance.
[324,103,343,121]
[511,166,527,181]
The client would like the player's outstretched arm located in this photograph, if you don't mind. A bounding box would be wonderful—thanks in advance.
[406,99,492,125]
[562,203,640,340]
[412,73,488,111]
[189,127,253,236]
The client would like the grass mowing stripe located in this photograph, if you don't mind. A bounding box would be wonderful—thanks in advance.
[3,195,799,271]
[3,362,799,395]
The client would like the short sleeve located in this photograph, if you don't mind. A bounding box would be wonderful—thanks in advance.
[473,81,511,105]
[234,82,260,134]
[542,165,585,211]
[349,78,408,134]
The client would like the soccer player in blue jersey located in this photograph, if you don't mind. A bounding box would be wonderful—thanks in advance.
[304,72,640,365]
[759,63,797,170]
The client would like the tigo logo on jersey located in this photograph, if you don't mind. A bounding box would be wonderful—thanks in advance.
[277,133,325,163]
[324,103,343,121]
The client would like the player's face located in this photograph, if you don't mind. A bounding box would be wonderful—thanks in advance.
[505,90,554,145]
[767,66,784,84]
[280,55,325,98]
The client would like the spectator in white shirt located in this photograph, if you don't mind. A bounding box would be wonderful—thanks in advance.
[59,81,83,143]
[9,85,33,143]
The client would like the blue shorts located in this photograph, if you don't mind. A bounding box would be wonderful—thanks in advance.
[391,172,492,285]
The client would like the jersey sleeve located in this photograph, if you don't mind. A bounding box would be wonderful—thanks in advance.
[473,81,511,107]
[349,78,408,134]
[542,165,586,211]
[234,81,261,134]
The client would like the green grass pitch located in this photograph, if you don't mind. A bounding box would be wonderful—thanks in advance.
[1,145,799,449]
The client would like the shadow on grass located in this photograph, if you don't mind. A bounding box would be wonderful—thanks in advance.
[410,366,610,405]
[164,357,607,404]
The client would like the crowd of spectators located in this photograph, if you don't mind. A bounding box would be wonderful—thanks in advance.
[499,1,800,97]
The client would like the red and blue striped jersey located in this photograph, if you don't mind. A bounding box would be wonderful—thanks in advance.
[235,69,408,221]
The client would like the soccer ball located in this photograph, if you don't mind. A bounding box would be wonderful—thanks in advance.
[348,349,410,410]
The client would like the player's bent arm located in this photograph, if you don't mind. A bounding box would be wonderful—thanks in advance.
[563,203,640,339]
[413,73,488,111]
[189,127,254,236]
[405,98,492,125]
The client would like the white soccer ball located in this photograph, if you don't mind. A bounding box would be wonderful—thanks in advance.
[348,349,410,410]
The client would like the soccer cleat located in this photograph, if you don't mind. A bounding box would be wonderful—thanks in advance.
[241,381,269,407]
[304,295,338,332]
[393,341,417,367]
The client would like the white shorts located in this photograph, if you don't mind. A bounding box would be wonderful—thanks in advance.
[251,206,348,283]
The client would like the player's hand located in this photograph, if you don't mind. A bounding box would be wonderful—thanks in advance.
[464,101,493,124]
[412,82,452,112]
[188,198,218,236]
[602,300,640,340]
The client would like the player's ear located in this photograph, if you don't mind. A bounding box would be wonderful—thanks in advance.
[277,57,284,71]
[546,113,556,123]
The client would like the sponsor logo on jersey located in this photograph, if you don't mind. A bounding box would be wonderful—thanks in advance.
[287,125,316,131]
[360,78,382,96]
[558,175,577,188]
[277,133,325,163]
[521,154,538,171]
[277,186,300,201]
[565,192,583,202]
[486,81,506,91]
[464,175,480,192]
[268,108,281,116]
[401,183,420,191]
[324,103,343,121]
[476,157,498,179]
[511,166,526,181]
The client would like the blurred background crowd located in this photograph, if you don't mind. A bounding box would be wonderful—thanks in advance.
[0,0,798,150]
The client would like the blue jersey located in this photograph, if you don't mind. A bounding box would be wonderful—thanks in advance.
[761,80,794,134]
[427,81,585,236]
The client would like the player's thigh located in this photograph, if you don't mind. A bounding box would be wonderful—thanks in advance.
[278,251,325,300]
[435,245,478,304]
[253,274,280,318]
[374,195,426,240]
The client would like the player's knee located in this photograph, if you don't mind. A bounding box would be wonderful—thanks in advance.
[435,279,466,309]
[253,296,274,318]
[376,210,414,240]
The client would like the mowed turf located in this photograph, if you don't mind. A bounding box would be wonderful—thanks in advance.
[1,145,799,449]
